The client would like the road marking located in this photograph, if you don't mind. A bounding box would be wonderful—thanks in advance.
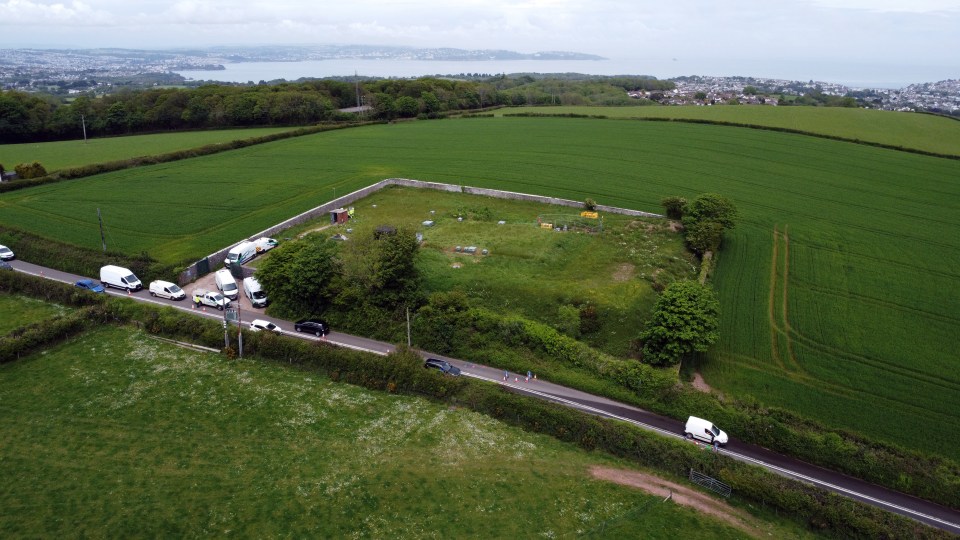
[13,263,960,533]
[462,372,960,531]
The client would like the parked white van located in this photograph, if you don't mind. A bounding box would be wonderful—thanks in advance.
[253,237,278,253]
[684,416,729,446]
[243,276,268,308]
[224,241,257,267]
[100,265,142,292]
[214,268,239,300]
[149,280,186,300]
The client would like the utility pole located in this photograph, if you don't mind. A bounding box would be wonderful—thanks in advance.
[81,114,87,143]
[237,297,243,358]
[97,208,106,253]
[406,307,412,347]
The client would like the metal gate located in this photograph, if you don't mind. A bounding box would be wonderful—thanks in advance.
[196,256,210,277]
[689,469,732,498]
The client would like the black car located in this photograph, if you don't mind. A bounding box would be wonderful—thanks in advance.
[294,318,330,336]
[0,261,12,271]
[424,358,461,376]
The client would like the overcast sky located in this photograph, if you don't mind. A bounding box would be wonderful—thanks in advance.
[1,0,958,82]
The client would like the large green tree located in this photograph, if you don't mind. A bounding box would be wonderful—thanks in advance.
[681,193,738,254]
[639,281,720,367]
[254,236,340,316]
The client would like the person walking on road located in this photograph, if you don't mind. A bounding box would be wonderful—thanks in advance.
[503,370,509,381]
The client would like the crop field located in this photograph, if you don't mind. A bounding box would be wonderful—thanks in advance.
[292,186,697,355]
[1,117,959,459]
[0,127,296,172]
[0,325,794,538]
[0,294,68,335]
[497,105,960,157]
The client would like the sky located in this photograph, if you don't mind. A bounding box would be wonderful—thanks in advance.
[1,0,958,83]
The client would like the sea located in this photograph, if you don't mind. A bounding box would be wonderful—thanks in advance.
[172,57,959,89]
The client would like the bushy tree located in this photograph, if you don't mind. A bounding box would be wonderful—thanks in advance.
[684,220,726,253]
[660,196,687,219]
[14,161,47,179]
[339,226,422,309]
[639,280,720,367]
[254,236,340,316]
[680,193,738,253]
[683,193,738,229]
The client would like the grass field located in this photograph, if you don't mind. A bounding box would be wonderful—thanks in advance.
[0,127,297,172]
[0,295,68,335]
[0,324,810,538]
[1,117,958,460]
[497,105,960,157]
[292,186,696,355]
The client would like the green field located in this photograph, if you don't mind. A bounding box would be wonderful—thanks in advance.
[0,295,68,334]
[0,127,296,172]
[1,117,958,460]
[0,324,803,538]
[498,105,960,157]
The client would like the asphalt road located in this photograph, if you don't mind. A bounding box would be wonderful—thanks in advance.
[8,258,960,535]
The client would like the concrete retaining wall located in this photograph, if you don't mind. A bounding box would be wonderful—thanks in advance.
[178,177,662,284]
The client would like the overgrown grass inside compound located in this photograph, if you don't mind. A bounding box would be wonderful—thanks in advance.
[498,105,960,157]
[0,294,70,335]
[0,127,297,172]
[287,186,696,355]
[0,325,804,539]
[2,118,959,459]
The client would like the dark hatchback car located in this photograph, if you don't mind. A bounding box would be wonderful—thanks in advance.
[75,279,105,293]
[424,358,461,376]
[0,261,12,271]
[294,318,330,336]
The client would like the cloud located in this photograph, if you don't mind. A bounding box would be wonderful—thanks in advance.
[0,0,114,25]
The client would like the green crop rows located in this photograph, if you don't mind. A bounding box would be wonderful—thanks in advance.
[0,127,296,172]
[1,117,959,459]
[499,105,960,157]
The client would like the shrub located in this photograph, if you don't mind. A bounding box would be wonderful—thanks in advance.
[660,196,687,219]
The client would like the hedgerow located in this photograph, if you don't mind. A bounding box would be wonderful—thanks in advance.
[0,271,952,538]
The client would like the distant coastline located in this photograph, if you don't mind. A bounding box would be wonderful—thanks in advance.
[173,57,955,90]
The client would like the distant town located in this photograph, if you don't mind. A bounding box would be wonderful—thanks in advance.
[1,46,957,115]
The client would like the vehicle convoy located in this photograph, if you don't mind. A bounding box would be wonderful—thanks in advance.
[224,241,257,267]
[100,265,142,292]
[149,280,185,300]
[243,277,268,307]
[192,288,230,310]
[214,268,239,300]
[684,416,729,446]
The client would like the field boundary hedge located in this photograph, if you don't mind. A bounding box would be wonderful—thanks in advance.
[410,299,960,509]
[0,121,380,195]
[503,112,960,160]
[0,272,950,539]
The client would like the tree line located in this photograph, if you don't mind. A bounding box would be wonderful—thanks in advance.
[0,75,673,144]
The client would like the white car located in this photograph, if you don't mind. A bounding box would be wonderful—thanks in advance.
[249,319,282,335]
[0,245,14,261]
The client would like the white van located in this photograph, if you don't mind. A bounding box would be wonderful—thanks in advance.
[253,237,278,253]
[243,276,268,308]
[149,280,185,300]
[224,241,257,267]
[100,265,142,292]
[214,268,239,300]
[684,416,729,446]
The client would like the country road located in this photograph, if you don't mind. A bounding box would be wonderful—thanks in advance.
[8,258,960,535]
